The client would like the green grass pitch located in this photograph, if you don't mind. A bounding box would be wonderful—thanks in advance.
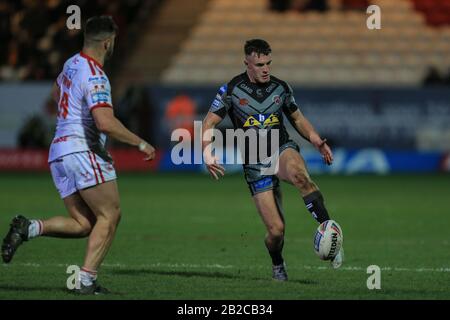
[0,172,449,299]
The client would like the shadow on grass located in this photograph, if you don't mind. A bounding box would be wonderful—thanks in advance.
[111,268,318,285]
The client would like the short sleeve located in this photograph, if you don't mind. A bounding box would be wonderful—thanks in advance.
[282,82,299,115]
[84,74,113,111]
[209,84,230,119]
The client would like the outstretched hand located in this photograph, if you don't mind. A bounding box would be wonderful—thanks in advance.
[204,153,225,180]
[311,137,333,165]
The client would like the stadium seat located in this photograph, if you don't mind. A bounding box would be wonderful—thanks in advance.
[161,0,450,86]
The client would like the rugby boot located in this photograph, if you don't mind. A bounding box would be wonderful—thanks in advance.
[2,215,30,263]
[74,281,110,295]
[272,262,288,281]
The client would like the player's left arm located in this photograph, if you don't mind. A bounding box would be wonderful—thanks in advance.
[288,109,333,165]
[282,83,333,165]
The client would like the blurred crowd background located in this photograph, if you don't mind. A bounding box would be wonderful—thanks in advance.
[1,0,450,173]
[0,0,157,81]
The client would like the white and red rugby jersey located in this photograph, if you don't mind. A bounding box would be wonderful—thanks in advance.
[49,52,113,162]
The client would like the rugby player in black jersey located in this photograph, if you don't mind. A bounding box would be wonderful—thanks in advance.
[202,39,343,281]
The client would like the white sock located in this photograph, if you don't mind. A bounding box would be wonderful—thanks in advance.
[79,267,97,287]
[28,220,43,239]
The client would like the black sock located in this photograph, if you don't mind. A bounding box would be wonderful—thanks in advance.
[266,240,284,266]
[303,191,330,224]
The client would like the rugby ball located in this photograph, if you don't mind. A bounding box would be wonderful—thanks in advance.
[313,220,343,260]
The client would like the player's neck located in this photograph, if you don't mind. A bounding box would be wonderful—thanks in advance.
[81,47,105,67]
[246,71,257,83]
[245,70,268,86]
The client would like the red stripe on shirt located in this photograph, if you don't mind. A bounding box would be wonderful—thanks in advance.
[87,60,96,76]
[90,103,113,112]
[95,65,104,76]
[79,52,104,69]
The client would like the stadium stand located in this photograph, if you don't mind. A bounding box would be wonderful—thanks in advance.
[0,0,160,81]
[412,0,450,27]
[160,0,450,86]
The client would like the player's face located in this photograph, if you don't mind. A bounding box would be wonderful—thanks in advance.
[245,52,272,84]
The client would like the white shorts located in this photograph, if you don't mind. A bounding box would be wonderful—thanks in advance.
[50,151,117,199]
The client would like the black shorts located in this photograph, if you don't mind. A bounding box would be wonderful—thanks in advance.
[243,140,300,196]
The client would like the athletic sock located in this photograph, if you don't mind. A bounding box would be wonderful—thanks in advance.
[28,220,43,239]
[267,240,284,266]
[79,267,98,287]
[303,191,330,224]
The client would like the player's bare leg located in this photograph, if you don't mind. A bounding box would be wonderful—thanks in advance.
[1,194,95,263]
[277,148,318,197]
[41,194,96,238]
[277,148,343,268]
[77,180,121,292]
[253,189,288,281]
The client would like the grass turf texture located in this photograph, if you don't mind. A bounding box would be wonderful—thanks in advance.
[0,172,449,299]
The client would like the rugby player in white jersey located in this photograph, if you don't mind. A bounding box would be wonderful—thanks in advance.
[1,16,155,294]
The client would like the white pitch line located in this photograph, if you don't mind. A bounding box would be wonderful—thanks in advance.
[3,262,450,273]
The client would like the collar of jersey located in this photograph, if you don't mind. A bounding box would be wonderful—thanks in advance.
[243,71,271,88]
[79,51,104,69]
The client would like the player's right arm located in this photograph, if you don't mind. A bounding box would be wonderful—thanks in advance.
[91,108,155,160]
[282,82,333,165]
[202,84,229,180]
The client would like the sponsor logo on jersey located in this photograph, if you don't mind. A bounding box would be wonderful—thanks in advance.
[266,83,277,93]
[210,96,222,111]
[239,98,248,106]
[243,113,280,128]
[88,76,108,85]
[239,83,253,94]
[256,89,263,97]
[90,85,109,104]
[272,95,281,105]
[52,136,70,144]
[243,116,261,127]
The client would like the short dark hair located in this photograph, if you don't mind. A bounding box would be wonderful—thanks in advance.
[244,39,272,56]
[84,16,118,42]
